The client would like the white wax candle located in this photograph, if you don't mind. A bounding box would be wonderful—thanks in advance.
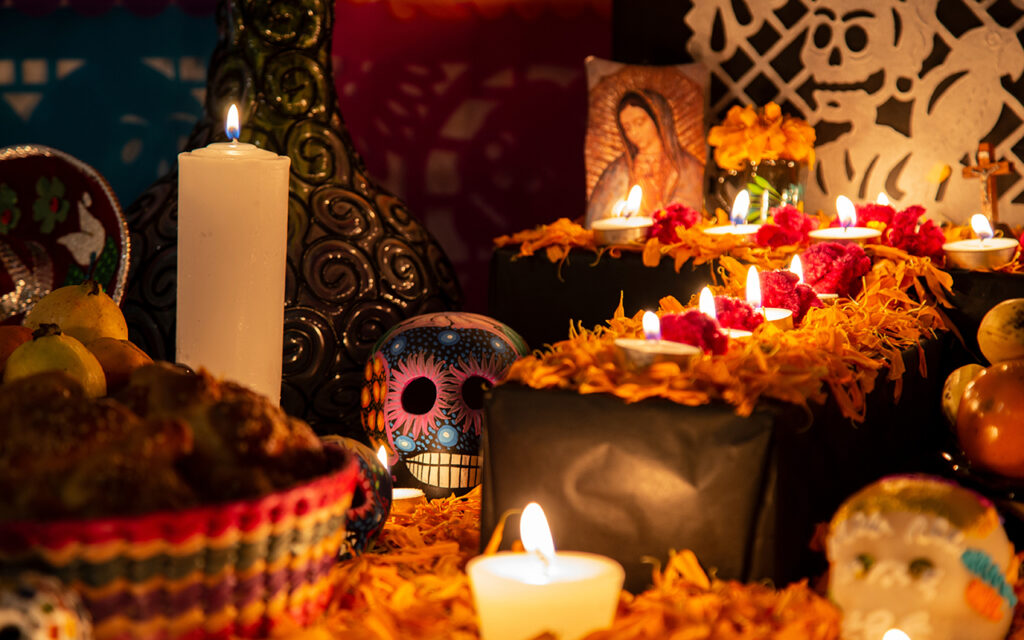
[807,226,881,243]
[468,551,623,640]
[177,122,290,403]
[760,307,794,330]
[703,223,761,237]
[391,487,427,514]
[590,216,653,231]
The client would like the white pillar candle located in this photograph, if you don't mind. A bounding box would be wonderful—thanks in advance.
[176,105,290,402]
[468,503,624,640]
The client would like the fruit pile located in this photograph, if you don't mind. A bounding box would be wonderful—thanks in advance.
[944,298,1024,480]
[0,281,152,397]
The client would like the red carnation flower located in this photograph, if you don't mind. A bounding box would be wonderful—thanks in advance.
[660,310,728,355]
[801,241,872,296]
[853,203,895,227]
[755,205,815,248]
[650,203,701,244]
[759,270,823,324]
[883,205,946,262]
[714,296,764,331]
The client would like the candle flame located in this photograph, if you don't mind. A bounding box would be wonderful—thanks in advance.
[730,190,750,225]
[521,502,556,563]
[971,213,994,240]
[698,287,716,320]
[789,255,804,283]
[642,311,661,340]
[882,630,910,640]
[226,104,240,141]
[746,265,761,309]
[610,185,643,219]
[836,195,856,229]
[876,192,891,206]
[377,445,388,468]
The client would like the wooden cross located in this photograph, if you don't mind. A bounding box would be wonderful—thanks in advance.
[963,142,1014,223]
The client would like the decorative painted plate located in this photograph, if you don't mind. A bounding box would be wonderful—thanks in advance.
[0,145,129,323]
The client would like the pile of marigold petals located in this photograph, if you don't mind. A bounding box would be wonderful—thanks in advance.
[582,550,840,640]
[273,490,484,640]
[493,217,598,264]
[507,259,946,421]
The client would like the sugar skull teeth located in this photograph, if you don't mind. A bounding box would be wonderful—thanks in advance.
[405,452,482,489]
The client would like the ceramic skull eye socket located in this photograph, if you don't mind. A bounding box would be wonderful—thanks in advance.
[361,312,528,500]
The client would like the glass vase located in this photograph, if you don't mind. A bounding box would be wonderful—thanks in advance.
[708,158,807,221]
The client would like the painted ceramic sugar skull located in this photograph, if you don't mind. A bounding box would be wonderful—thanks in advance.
[322,435,393,554]
[362,312,528,499]
[827,475,1016,640]
[0,573,91,640]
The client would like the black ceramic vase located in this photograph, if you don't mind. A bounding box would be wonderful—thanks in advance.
[122,0,462,436]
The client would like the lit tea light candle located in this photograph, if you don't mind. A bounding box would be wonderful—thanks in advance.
[177,104,290,402]
[699,286,751,339]
[377,446,425,514]
[747,266,793,330]
[942,213,1018,270]
[613,311,701,371]
[808,195,882,243]
[467,502,624,640]
[789,255,837,303]
[704,190,761,238]
[591,185,652,245]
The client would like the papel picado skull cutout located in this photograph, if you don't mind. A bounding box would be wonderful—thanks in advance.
[362,312,528,499]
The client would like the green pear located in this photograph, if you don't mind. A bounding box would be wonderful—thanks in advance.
[24,280,128,345]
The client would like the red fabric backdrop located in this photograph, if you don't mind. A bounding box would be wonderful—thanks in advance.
[333,0,611,312]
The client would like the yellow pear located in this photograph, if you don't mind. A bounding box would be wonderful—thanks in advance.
[24,280,128,345]
[5,324,107,397]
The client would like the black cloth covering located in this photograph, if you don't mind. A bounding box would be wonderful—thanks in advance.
[481,339,950,593]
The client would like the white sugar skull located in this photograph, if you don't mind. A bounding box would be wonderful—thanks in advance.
[0,573,91,640]
[362,312,528,499]
[827,475,1016,640]
[800,0,934,120]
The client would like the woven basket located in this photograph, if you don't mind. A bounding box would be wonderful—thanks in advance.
[0,445,357,640]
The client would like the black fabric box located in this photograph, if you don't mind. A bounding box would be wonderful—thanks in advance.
[481,339,951,593]
[488,246,714,349]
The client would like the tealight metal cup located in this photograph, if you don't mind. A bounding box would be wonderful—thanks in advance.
[942,238,1018,270]
[613,338,700,372]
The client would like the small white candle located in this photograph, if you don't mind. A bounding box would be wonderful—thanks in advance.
[808,195,882,243]
[591,185,652,244]
[789,254,838,303]
[177,104,290,402]
[699,286,751,339]
[614,311,701,369]
[704,190,761,237]
[943,213,1019,269]
[468,503,624,640]
[747,266,793,330]
[377,446,426,514]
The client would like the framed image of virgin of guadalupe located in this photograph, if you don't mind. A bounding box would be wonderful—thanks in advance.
[584,58,708,226]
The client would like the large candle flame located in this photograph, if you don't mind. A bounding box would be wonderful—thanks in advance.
[876,192,891,206]
[642,311,661,340]
[971,213,994,241]
[521,502,556,563]
[698,287,717,321]
[611,185,643,218]
[789,255,804,283]
[730,190,750,225]
[746,265,761,309]
[836,195,856,229]
[377,445,389,468]
[226,104,240,141]
[881,630,910,640]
